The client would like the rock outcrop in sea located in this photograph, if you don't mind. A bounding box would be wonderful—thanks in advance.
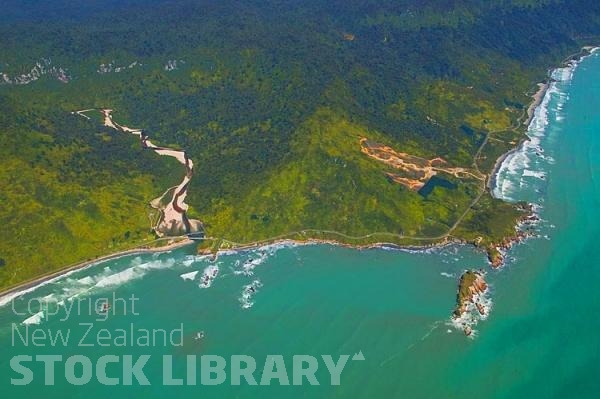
[452,270,490,336]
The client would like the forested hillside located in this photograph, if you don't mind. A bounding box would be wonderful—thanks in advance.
[1,0,600,288]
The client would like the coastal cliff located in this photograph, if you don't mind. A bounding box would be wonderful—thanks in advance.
[486,203,540,268]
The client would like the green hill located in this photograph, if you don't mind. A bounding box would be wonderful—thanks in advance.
[1,0,600,288]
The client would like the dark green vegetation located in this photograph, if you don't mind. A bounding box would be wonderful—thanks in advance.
[0,94,182,287]
[454,270,486,318]
[455,271,478,316]
[1,0,600,288]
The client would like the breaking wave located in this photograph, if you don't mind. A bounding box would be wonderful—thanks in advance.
[448,290,493,338]
[22,311,44,326]
[227,241,296,276]
[180,271,200,281]
[7,256,179,315]
[0,254,132,308]
[198,265,219,288]
[239,280,263,309]
[493,49,598,202]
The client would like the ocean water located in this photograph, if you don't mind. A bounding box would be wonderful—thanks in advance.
[1,52,600,397]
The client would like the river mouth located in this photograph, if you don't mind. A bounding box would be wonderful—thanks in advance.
[75,108,204,238]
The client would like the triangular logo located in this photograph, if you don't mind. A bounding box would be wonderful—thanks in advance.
[352,350,365,361]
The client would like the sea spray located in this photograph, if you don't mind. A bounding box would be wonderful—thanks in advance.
[180,271,199,282]
[239,280,263,309]
[198,265,219,288]
[492,48,599,203]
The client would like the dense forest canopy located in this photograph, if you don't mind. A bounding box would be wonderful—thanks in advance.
[1,0,600,288]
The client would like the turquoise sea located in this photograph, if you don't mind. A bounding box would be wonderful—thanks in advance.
[1,52,600,398]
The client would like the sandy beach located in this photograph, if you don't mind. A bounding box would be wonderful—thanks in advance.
[491,46,599,195]
[487,145,520,192]
[525,82,550,126]
[0,238,194,303]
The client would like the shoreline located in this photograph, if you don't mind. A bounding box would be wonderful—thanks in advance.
[484,45,599,267]
[487,145,520,193]
[487,70,553,193]
[488,45,598,197]
[524,82,550,127]
[3,46,596,305]
[0,238,194,304]
[213,236,459,256]
[0,234,456,306]
[213,46,582,267]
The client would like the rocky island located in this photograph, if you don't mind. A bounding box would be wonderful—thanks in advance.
[452,270,490,336]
